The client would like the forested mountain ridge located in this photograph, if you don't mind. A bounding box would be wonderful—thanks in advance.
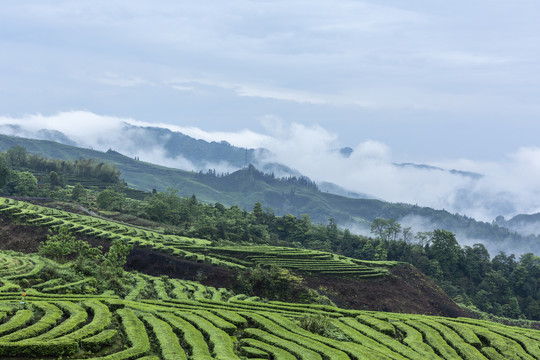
[0,123,260,169]
[1,134,539,256]
[4,122,476,177]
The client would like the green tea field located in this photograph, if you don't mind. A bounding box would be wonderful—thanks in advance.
[0,245,538,358]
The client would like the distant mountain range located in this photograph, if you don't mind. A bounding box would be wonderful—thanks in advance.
[494,213,540,238]
[1,132,539,256]
[394,163,482,179]
[0,121,484,198]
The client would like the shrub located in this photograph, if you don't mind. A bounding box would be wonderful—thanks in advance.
[298,314,331,335]
[38,226,102,264]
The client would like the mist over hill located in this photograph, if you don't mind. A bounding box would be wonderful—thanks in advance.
[3,112,540,239]
[0,112,514,217]
[495,213,540,238]
[1,132,540,257]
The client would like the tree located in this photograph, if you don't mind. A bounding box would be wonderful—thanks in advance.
[292,214,311,244]
[402,227,413,243]
[474,289,493,312]
[97,189,126,211]
[49,171,62,187]
[145,188,187,225]
[525,298,540,320]
[374,242,388,260]
[326,218,339,250]
[39,226,78,262]
[0,154,11,189]
[339,229,356,257]
[356,239,375,260]
[253,202,264,224]
[415,231,433,247]
[503,296,521,318]
[370,218,401,242]
[6,146,27,167]
[463,243,491,284]
[71,183,87,201]
[39,226,102,264]
[276,214,299,242]
[492,252,516,277]
[146,194,169,221]
[236,265,304,302]
[96,163,121,183]
[512,253,540,299]
[479,270,511,302]
[427,229,463,274]
[100,237,133,277]
[426,259,443,280]
[12,171,38,196]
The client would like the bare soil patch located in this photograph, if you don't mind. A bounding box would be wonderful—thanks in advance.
[304,264,472,317]
[126,247,239,289]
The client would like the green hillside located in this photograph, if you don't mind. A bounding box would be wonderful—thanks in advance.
[3,195,540,321]
[0,197,392,278]
[1,250,539,359]
[0,134,226,202]
[0,199,539,358]
[0,134,537,255]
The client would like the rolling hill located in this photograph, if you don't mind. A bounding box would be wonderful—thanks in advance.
[1,134,539,256]
[0,140,539,358]
[0,196,538,358]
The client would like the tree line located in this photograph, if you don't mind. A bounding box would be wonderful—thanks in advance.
[0,146,123,197]
[92,186,540,321]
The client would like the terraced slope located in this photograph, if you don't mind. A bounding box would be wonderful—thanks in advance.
[0,197,394,278]
[0,251,539,359]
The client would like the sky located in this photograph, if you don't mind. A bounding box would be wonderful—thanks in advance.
[1,1,540,221]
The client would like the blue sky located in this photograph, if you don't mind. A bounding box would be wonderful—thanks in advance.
[2,1,540,221]
[2,1,540,162]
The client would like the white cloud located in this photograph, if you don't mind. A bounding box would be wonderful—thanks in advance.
[167,77,336,105]
[0,112,126,146]
[170,85,195,92]
[0,110,539,225]
[3,0,540,139]
[418,51,510,67]
[0,112,528,222]
[234,84,329,105]
[96,73,153,87]
[125,118,273,149]
[226,121,540,222]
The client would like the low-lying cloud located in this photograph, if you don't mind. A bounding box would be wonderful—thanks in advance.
[1,111,539,225]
